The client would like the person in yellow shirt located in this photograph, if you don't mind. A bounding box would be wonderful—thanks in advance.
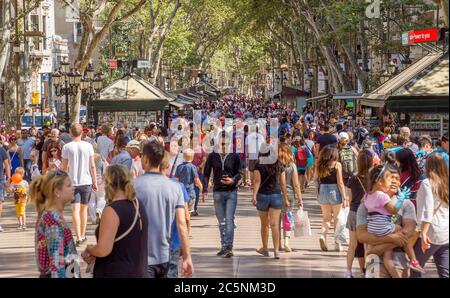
[10,168,29,230]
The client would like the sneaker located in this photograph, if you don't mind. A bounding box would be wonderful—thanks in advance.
[408,260,426,273]
[216,248,226,256]
[346,272,354,278]
[335,242,343,252]
[284,245,292,253]
[223,250,234,258]
[17,225,23,230]
[274,251,281,259]
[22,225,27,230]
[191,211,199,217]
[256,247,269,257]
[319,236,328,252]
[0,225,3,232]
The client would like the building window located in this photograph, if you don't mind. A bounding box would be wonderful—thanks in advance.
[74,22,82,43]
[42,15,47,49]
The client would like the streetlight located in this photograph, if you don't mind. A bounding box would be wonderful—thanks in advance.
[52,57,82,124]
[81,63,103,126]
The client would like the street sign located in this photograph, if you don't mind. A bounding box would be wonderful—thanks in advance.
[402,28,439,45]
[31,92,40,105]
[137,60,150,68]
[109,59,118,69]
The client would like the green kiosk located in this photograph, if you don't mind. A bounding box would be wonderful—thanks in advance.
[92,73,172,128]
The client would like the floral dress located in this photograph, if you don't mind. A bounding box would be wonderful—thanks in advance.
[35,210,79,278]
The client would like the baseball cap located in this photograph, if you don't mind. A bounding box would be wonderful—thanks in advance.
[82,127,89,133]
[126,140,141,150]
[338,132,349,140]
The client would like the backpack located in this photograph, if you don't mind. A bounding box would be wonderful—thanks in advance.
[339,146,356,177]
[296,147,308,168]
[356,127,369,145]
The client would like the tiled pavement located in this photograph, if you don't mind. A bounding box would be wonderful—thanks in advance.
[0,183,438,278]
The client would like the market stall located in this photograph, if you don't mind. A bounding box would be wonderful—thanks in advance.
[92,73,171,128]
[385,52,449,139]
[359,51,446,130]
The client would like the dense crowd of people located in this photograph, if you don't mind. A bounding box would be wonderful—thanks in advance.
[0,93,448,278]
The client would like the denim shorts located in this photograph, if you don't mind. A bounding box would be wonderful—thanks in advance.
[72,185,92,205]
[0,176,5,202]
[256,193,283,211]
[318,184,342,205]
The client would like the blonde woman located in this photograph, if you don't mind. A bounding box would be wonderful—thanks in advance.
[315,145,348,252]
[31,170,79,278]
[278,144,303,252]
[83,164,148,278]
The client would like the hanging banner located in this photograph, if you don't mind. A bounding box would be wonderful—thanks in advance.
[402,28,439,45]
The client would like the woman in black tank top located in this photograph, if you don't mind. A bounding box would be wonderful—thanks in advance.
[82,165,148,278]
[315,145,348,252]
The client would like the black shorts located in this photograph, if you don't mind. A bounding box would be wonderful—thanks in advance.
[298,169,306,176]
[72,185,92,205]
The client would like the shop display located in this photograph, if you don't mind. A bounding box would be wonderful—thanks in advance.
[99,111,159,129]
[409,113,448,139]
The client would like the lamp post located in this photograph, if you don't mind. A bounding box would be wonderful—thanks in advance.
[52,58,82,124]
[80,63,103,126]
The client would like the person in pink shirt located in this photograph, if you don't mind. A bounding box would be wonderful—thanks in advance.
[364,158,425,277]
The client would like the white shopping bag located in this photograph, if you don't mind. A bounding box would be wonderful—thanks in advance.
[31,166,41,181]
[88,192,97,224]
[294,208,312,237]
[335,207,349,245]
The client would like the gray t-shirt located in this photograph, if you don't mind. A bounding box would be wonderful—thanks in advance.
[133,172,185,265]
[357,199,417,270]
[0,147,9,179]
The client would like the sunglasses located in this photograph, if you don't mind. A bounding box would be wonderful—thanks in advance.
[50,149,58,152]
[50,169,65,176]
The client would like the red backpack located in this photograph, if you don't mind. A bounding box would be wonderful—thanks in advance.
[296,147,308,167]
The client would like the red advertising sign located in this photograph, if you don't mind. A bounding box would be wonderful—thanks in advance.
[406,28,439,44]
[109,59,118,69]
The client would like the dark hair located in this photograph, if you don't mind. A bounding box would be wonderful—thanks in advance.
[142,141,164,167]
[115,136,127,149]
[357,149,373,178]
[369,154,400,190]
[396,136,408,146]
[149,123,157,131]
[395,149,420,181]
[322,124,330,132]
[336,124,343,131]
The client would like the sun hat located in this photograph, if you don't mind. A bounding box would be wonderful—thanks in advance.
[126,140,141,150]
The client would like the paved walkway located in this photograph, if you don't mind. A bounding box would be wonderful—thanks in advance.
[0,183,438,278]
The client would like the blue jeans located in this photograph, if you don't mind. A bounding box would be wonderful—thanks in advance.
[194,173,203,212]
[24,159,33,181]
[167,248,181,278]
[213,190,238,250]
[411,241,449,278]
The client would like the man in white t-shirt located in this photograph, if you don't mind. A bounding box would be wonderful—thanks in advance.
[62,123,98,246]
[96,124,114,163]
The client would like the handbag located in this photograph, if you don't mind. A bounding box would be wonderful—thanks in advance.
[283,211,294,232]
[84,199,141,277]
[294,208,312,237]
[334,207,349,245]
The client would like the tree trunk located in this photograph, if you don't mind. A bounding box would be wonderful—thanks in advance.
[149,0,180,78]
[319,0,368,92]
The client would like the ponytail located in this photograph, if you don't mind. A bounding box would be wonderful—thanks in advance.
[104,164,136,203]
[29,170,69,216]
[30,175,46,215]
